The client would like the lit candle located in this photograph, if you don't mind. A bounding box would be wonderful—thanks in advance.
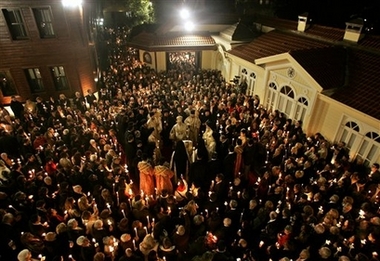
[116,192,120,206]
[8,205,17,211]
[134,227,138,236]
[146,215,150,224]
[144,226,148,234]
[122,209,126,218]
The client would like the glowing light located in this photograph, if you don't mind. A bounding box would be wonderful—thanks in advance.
[62,0,82,7]
[180,9,190,19]
[184,21,194,31]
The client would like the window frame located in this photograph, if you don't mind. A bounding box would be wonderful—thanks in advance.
[266,81,278,109]
[295,96,309,123]
[357,132,380,167]
[0,70,18,96]
[50,66,70,91]
[278,85,295,118]
[2,8,28,40]
[32,6,55,39]
[25,68,45,93]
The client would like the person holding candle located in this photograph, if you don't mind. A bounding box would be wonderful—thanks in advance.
[233,138,244,178]
[139,233,158,261]
[158,237,176,261]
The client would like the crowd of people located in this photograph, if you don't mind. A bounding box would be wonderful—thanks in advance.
[1,26,380,261]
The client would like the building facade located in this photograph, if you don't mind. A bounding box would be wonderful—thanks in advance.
[222,15,380,166]
[128,14,380,166]
[0,0,99,104]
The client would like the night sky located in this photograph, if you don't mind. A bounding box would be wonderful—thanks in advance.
[153,0,380,34]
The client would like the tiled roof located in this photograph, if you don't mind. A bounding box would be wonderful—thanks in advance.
[253,14,298,31]
[128,32,216,50]
[290,47,346,90]
[154,34,216,47]
[359,34,380,52]
[304,25,344,42]
[252,14,380,53]
[231,16,380,120]
[228,30,329,63]
[331,49,380,120]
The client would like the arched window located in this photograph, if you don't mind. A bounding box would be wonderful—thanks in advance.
[339,121,360,151]
[295,96,308,123]
[357,132,380,166]
[247,72,256,96]
[266,82,277,109]
[278,85,295,117]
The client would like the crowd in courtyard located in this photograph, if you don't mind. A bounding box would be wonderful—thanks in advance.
[0,26,380,261]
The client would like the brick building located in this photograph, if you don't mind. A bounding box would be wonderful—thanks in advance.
[0,0,99,105]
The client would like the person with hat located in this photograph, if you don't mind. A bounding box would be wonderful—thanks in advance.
[169,116,188,143]
[184,110,201,146]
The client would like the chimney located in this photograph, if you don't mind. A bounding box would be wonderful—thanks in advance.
[344,18,364,43]
[297,12,310,32]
